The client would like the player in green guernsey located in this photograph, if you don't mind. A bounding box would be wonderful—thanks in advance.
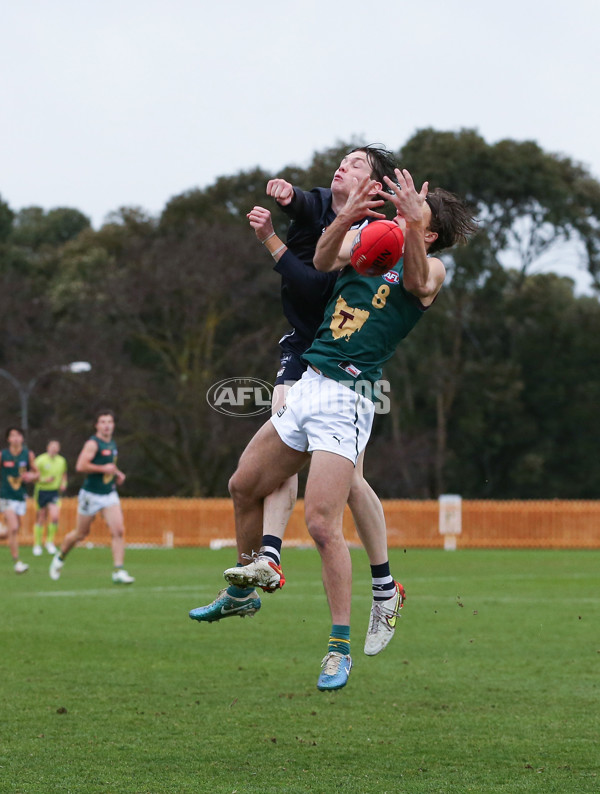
[209,168,476,690]
[32,439,68,556]
[49,410,135,584]
[195,147,407,662]
[305,169,457,386]
[0,427,39,573]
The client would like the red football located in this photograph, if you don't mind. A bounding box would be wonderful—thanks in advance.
[350,220,405,276]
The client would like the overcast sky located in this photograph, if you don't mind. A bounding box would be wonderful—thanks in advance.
[2,0,599,290]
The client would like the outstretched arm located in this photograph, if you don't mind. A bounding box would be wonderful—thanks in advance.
[313,177,386,272]
[383,168,445,304]
[247,205,335,298]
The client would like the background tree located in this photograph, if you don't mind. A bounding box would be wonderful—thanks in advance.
[367,128,600,496]
[2,132,600,498]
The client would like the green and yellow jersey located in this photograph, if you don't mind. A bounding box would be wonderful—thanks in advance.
[0,446,31,501]
[82,436,118,495]
[304,258,426,396]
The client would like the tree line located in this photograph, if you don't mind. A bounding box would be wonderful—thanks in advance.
[1,128,600,499]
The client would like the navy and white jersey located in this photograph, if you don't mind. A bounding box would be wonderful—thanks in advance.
[273,186,364,356]
[280,187,336,266]
[274,186,339,353]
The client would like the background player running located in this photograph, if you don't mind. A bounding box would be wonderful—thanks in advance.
[0,426,39,573]
[49,410,134,584]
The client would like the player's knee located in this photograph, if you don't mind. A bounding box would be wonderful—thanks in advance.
[228,470,240,500]
[305,512,337,549]
[228,468,254,506]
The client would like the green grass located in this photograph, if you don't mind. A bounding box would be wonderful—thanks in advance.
[1,547,598,793]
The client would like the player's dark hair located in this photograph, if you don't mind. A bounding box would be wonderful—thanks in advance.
[5,426,24,441]
[94,409,115,425]
[350,145,398,188]
[425,188,478,254]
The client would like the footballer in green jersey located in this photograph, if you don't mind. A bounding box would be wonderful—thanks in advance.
[49,411,134,585]
[1,427,39,573]
[215,169,476,690]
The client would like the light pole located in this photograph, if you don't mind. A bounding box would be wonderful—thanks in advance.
[0,361,92,434]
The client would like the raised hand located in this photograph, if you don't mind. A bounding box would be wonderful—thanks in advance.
[247,206,275,243]
[383,168,429,225]
[266,179,294,205]
[338,176,386,225]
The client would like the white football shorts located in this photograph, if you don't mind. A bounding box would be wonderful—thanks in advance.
[0,498,27,517]
[271,366,374,465]
[77,488,120,516]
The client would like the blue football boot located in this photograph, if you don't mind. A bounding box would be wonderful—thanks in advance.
[317,652,353,691]
[189,588,261,622]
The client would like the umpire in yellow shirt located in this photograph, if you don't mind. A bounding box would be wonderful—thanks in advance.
[33,439,67,556]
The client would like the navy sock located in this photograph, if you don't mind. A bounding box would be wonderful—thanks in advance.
[371,561,396,601]
[260,534,282,566]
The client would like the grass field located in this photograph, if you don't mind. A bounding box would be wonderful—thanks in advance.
[1,546,598,794]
